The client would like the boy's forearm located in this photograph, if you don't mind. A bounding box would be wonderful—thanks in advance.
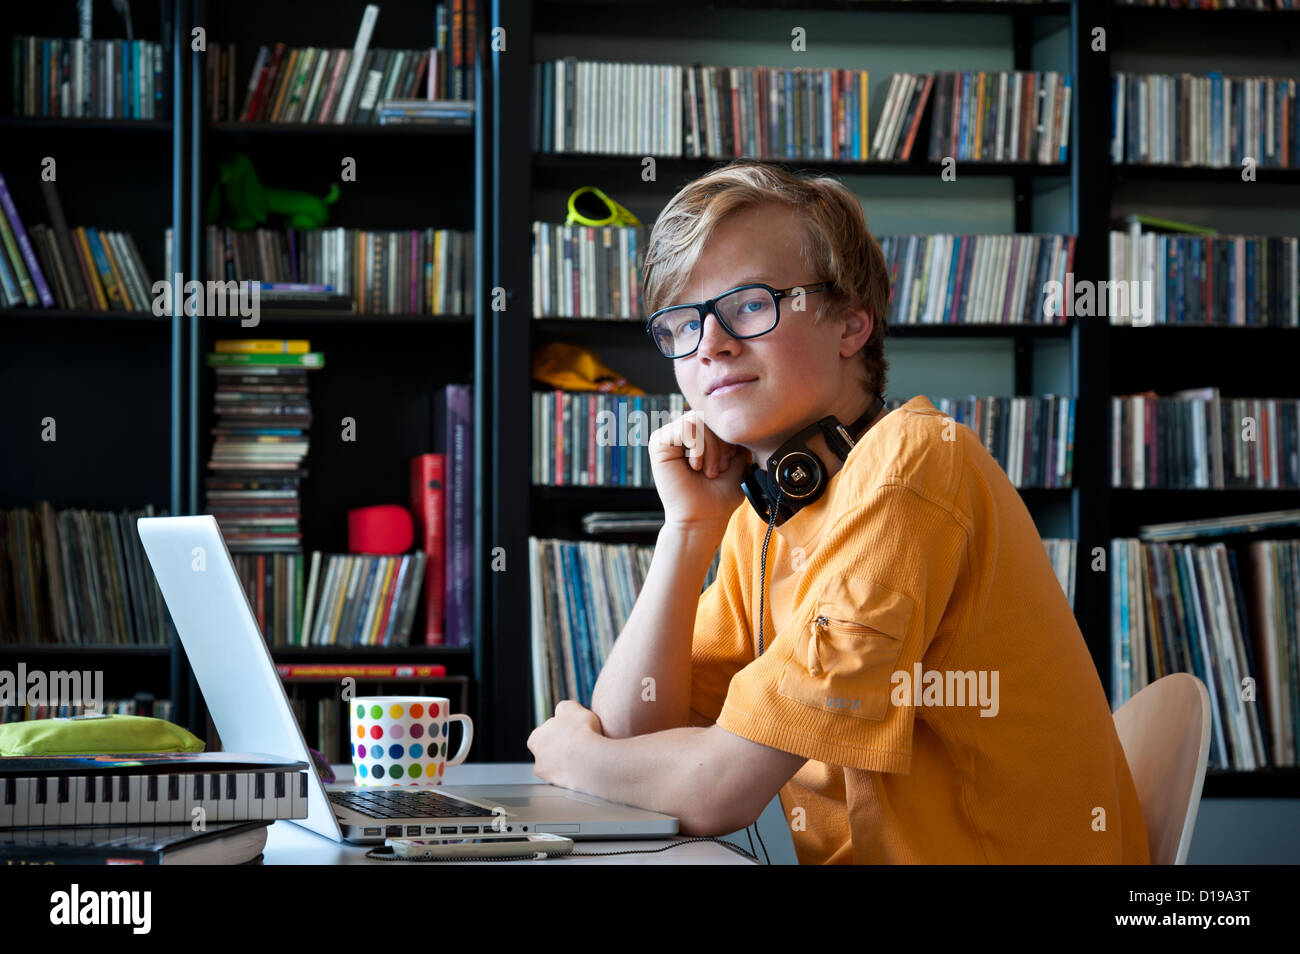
[573,727,723,835]
[590,522,726,739]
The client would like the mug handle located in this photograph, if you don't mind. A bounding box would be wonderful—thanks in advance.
[445,714,473,767]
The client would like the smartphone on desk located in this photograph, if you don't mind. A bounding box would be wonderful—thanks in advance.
[385,832,574,860]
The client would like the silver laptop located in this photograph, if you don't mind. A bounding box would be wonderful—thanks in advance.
[137,515,678,844]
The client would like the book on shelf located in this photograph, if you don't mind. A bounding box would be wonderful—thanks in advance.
[927,70,1071,164]
[531,222,654,319]
[1042,538,1077,609]
[1109,223,1298,326]
[11,36,166,119]
[433,385,474,648]
[531,226,1077,327]
[529,537,720,723]
[532,60,1070,164]
[1111,386,1299,489]
[532,391,687,488]
[535,59,872,160]
[0,752,309,830]
[0,820,270,865]
[874,72,932,162]
[581,511,666,535]
[1139,509,1300,544]
[1115,0,1298,8]
[205,342,323,553]
[907,395,1076,489]
[880,233,1077,326]
[275,663,448,678]
[1110,535,1298,771]
[256,550,426,648]
[411,454,448,645]
[1111,72,1299,168]
[0,172,158,311]
[374,99,474,126]
[206,225,474,315]
[205,0,477,124]
[0,503,176,647]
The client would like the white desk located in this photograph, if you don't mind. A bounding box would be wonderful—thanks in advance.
[262,762,757,865]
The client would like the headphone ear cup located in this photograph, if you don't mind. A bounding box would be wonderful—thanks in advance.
[773,450,825,502]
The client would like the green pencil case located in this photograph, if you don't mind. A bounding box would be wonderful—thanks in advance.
[0,713,205,757]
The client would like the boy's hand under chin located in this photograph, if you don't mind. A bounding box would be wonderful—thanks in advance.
[648,410,751,532]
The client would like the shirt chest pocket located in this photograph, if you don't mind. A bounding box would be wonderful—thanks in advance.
[777,576,914,721]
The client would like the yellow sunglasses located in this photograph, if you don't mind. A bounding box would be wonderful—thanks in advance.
[565,186,641,227]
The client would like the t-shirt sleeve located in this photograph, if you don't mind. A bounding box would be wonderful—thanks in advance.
[715,483,969,773]
[688,511,753,728]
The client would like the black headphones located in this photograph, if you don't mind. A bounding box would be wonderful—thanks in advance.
[739,391,885,527]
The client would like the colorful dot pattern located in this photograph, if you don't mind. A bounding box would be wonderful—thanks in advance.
[349,704,459,786]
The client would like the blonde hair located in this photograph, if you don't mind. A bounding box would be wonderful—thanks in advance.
[641,160,889,395]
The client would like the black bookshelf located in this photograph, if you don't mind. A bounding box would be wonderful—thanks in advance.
[177,0,490,750]
[489,0,1097,764]
[0,2,186,715]
[1094,0,1300,796]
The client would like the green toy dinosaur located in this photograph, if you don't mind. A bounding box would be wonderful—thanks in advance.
[207,152,340,229]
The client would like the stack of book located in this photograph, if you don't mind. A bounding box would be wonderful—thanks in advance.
[897,395,1076,489]
[0,502,176,646]
[206,225,474,315]
[0,173,154,312]
[1111,71,1300,167]
[10,36,166,118]
[205,339,325,552]
[1111,515,1300,771]
[1111,386,1299,489]
[925,70,1072,164]
[374,99,474,126]
[532,392,687,488]
[0,751,310,864]
[877,233,1077,326]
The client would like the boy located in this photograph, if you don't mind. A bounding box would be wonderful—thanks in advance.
[527,161,1150,864]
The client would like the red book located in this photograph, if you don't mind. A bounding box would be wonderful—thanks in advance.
[410,453,447,645]
[275,663,448,678]
[245,42,287,121]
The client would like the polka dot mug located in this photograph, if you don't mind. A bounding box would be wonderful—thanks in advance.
[348,696,473,786]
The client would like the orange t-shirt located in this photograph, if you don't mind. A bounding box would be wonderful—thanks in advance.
[689,395,1150,864]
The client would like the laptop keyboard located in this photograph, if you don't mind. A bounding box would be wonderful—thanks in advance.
[329,788,485,819]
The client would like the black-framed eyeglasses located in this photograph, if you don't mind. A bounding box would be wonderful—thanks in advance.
[645,282,836,359]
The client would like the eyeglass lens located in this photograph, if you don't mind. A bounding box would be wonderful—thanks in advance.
[651,286,778,357]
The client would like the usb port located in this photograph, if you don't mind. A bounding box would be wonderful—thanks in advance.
[363,828,381,836]
[385,825,403,837]
[439,825,458,834]
[461,826,479,834]
[425,826,439,835]
[406,826,422,836]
